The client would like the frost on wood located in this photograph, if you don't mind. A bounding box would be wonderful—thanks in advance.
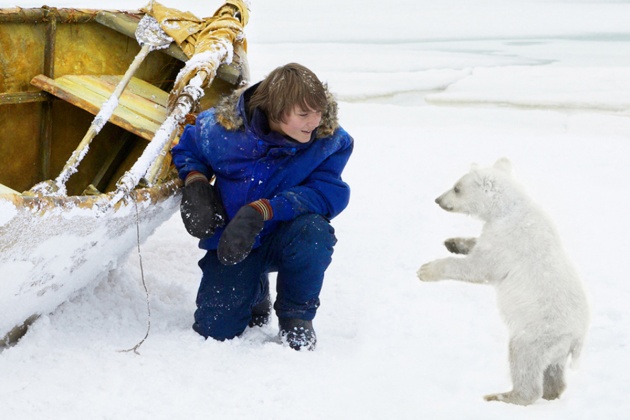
[113,49,226,203]
[173,45,233,91]
[135,15,174,51]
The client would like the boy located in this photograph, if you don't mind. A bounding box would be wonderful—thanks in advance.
[172,63,353,350]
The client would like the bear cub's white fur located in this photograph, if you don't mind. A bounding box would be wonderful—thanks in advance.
[417,158,589,406]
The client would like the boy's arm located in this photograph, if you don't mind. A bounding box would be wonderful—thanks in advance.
[270,134,353,221]
[171,123,214,180]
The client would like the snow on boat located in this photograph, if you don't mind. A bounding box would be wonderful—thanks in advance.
[0,1,250,346]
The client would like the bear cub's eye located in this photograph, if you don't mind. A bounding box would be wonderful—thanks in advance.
[454,186,461,194]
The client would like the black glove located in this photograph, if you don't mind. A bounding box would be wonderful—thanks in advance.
[217,199,272,265]
[180,172,226,239]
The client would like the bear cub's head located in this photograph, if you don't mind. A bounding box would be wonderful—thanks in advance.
[435,158,520,221]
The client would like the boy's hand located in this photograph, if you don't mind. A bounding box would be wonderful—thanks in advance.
[217,199,272,265]
[180,172,226,239]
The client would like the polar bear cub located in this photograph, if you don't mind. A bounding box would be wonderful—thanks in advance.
[417,158,589,406]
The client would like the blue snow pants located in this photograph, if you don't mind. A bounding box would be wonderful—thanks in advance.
[192,214,337,340]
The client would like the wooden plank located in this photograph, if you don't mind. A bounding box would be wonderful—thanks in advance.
[31,74,162,141]
[47,75,161,140]
[0,91,49,105]
[0,8,98,24]
[99,75,169,106]
[65,75,167,124]
[59,76,167,123]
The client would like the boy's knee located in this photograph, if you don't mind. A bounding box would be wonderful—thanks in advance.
[291,214,337,248]
[279,215,337,267]
[193,323,237,341]
[193,312,248,341]
[193,298,250,340]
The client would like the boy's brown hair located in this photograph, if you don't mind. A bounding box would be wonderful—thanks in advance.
[248,63,328,123]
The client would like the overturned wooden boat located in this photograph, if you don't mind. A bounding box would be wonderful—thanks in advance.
[0,2,250,345]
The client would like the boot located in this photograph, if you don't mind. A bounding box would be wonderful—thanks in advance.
[249,293,272,328]
[278,318,316,351]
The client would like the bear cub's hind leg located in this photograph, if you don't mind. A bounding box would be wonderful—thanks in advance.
[542,363,567,400]
[484,337,545,406]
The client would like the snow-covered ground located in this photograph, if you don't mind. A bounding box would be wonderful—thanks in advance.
[2,0,630,419]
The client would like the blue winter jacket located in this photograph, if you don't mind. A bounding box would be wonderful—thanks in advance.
[171,84,353,250]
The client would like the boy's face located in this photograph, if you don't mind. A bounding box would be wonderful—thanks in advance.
[271,106,322,143]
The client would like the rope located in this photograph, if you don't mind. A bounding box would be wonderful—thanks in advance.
[119,197,151,355]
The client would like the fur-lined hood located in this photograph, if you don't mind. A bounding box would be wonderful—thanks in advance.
[215,83,339,139]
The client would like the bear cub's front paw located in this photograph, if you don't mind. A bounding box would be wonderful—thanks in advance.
[417,261,441,282]
[444,237,476,255]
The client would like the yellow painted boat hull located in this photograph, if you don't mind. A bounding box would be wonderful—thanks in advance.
[0,6,248,343]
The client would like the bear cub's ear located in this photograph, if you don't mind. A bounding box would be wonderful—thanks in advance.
[482,174,496,193]
[493,157,512,174]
